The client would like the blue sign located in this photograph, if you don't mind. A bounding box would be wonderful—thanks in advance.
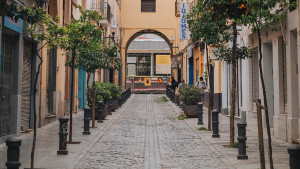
[180,2,187,40]
[162,76,167,82]
[4,16,23,34]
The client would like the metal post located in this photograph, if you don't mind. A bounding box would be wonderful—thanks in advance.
[256,99,265,169]
[212,109,220,138]
[6,137,22,169]
[97,101,104,123]
[287,145,300,169]
[197,103,203,125]
[237,122,248,159]
[57,116,69,155]
[83,108,91,135]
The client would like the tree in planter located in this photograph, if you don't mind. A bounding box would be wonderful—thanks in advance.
[61,7,104,141]
[240,1,294,168]
[187,0,251,144]
[5,6,64,169]
[71,37,121,128]
[63,7,121,131]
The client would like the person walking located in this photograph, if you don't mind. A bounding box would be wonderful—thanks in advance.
[196,77,206,89]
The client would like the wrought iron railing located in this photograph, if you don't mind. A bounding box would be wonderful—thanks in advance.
[91,0,111,22]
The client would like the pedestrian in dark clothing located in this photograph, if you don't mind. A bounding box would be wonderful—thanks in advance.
[171,77,177,91]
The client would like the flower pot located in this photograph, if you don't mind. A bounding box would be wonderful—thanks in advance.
[182,104,198,118]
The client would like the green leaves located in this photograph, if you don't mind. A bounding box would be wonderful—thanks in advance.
[213,46,252,63]
[178,86,202,105]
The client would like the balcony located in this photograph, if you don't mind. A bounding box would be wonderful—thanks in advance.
[91,0,111,27]
[175,0,180,17]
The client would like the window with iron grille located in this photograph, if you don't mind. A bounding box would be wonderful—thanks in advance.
[141,0,156,12]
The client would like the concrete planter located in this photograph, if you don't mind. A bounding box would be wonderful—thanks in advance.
[112,100,118,111]
[104,104,108,119]
[182,104,198,118]
[88,107,99,120]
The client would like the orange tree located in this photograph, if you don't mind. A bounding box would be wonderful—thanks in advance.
[239,0,295,168]
[187,0,252,144]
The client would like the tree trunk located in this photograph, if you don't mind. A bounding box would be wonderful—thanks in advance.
[257,29,274,169]
[229,21,237,145]
[31,43,43,169]
[68,49,75,143]
[205,43,212,131]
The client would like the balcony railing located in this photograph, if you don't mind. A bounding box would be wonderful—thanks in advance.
[175,0,180,17]
[91,0,111,23]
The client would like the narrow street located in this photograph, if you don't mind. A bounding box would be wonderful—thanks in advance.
[0,94,291,168]
[75,94,229,168]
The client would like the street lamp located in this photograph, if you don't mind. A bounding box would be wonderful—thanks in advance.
[111,23,118,41]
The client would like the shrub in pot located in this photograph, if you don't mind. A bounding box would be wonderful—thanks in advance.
[178,86,202,118]
[107,83,121,111]
[87,82,111,120]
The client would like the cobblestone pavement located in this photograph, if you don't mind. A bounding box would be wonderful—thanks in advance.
[0,94,291,169]
[74,94,233,169]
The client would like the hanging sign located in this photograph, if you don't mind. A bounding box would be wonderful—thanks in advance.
[145,78,151,86]
[4,16,23,34]
[162,76,167,82]
[180,2,187,40]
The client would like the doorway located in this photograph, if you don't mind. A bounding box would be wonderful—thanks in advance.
[0,34,14,136]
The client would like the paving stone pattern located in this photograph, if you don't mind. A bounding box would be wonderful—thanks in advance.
[75,94,232,169]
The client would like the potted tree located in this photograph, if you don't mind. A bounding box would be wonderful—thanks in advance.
[178,86,202,118]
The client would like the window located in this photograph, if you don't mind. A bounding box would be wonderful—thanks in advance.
[141,0,156,12]
[290,0,297,11]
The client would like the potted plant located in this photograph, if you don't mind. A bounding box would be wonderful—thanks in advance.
[178,86,202,118]
[87,82,111,120]
[107,83,121,111]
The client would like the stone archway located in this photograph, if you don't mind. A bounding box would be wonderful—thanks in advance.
[121,29,176,88]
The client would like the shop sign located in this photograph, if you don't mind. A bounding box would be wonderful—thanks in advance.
[145,78,151,86]
[156,55,171,74]
[162,77,167,82]
[4,16,23,34]
[180,2,187,40]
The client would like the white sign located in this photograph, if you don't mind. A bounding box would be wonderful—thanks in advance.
[180,2,187,40]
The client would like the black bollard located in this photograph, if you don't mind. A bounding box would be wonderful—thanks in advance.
[83,108,91,135]
[6,137,22,169]
[288,145,300,169]
[175,95,180,106]
[97,101,104,123]
[57,116,69,155]
[166,85,168,97]
[197,103,204,125]
[212,109,220,138]
[237,122,248,159]
[108,98,112,115]
[171,90,174,102]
